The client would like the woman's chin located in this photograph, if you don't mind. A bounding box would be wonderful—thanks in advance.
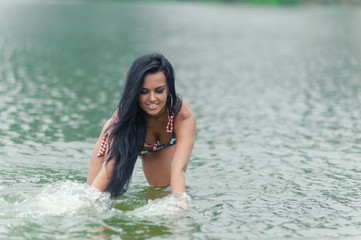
[144,106,166,117]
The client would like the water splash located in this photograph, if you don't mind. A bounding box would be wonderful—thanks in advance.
[1,181,112,218]
[128,193,191,218]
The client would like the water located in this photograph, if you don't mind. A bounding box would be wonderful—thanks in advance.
[1,0,361,239]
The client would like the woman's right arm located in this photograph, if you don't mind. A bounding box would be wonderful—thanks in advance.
[87,110,119,191]
[86,119,112,185]
[90,158,115,191]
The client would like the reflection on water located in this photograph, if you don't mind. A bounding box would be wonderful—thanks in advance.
[1,0,361,239]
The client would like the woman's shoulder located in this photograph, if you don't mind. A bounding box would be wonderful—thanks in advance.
[173,99,196,135]
[175,99,195,121]
[111,109,119,121]
[101,109,119,134]
[101,119,112,135]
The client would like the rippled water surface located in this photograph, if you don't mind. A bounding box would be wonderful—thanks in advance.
[1,0,361,239]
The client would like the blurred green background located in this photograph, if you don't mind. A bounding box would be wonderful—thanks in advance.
[149,0,360,5]
[1,0,361,239]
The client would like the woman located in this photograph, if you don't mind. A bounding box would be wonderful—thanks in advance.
[86,53,196,199]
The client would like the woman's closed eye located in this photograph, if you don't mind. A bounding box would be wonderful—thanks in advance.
[156,89,165,94]
[141,88,165,94]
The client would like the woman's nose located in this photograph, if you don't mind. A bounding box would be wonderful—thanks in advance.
[149,91,156,101]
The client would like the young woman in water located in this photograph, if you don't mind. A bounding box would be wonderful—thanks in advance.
[86,53,196,200]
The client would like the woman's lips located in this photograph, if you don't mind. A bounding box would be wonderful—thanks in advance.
[147,104,159,110]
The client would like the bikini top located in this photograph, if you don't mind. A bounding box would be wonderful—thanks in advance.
[97,110,175,157]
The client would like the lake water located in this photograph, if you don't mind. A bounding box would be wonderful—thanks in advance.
[1,0,361,239]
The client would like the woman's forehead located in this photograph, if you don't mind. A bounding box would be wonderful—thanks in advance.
[142,71,167,88]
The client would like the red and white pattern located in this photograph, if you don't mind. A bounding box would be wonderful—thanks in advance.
[153,140,161,151]
[97,132,108,157]
[166,110,175,133]
[97,110,175,156]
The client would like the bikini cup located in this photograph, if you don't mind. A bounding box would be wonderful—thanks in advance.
[97,110,175,157]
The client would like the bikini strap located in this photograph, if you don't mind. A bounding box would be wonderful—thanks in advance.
[97,132,108,157]
[166,110,175,133]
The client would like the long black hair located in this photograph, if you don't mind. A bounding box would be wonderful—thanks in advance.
[105,53,182,198]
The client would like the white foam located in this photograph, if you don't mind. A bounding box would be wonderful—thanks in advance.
[16,181,111,217]
[128,193,191,218]
[1,182,191,219]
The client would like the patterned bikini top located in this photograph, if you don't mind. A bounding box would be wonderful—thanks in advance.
[97,110,175,157]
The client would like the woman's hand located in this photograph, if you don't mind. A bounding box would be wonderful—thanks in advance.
[172,192,190,211]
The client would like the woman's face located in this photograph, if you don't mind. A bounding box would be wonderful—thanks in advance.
[139,71,168,117]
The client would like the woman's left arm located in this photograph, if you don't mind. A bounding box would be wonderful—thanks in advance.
[171,100,196,195]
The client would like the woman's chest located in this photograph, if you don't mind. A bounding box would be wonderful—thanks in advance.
[145,119,173,146]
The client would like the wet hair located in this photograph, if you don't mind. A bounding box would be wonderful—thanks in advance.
[105,53,182,198]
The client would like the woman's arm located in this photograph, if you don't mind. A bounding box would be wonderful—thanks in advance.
[90,158,115,191]
[171,100,196,195]
[87,120,116,191]
[87,110,118,189]
[86,119,111,185]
